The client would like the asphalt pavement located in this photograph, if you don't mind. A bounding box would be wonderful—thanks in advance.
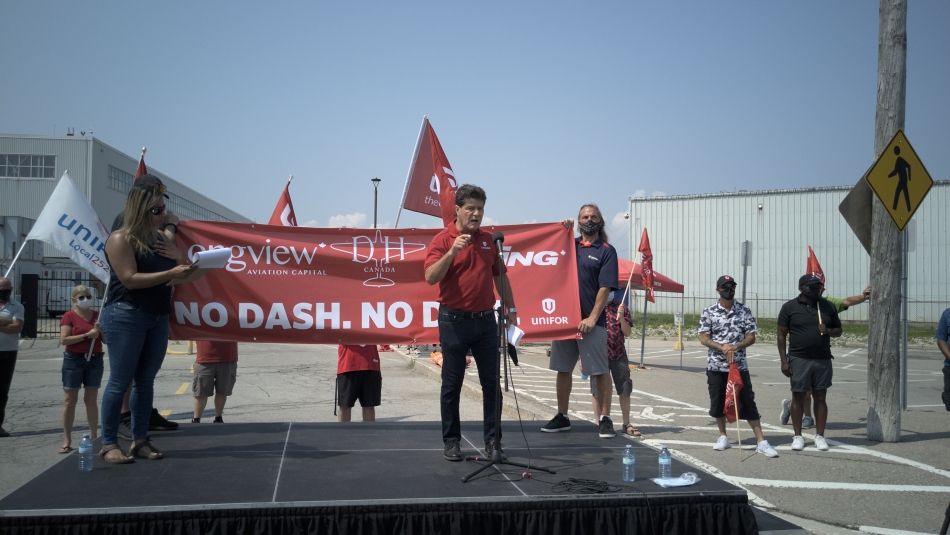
[0,337,947,534]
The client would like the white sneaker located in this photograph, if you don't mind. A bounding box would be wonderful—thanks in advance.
[756,440,779,458]
[791,435,805,451]
[713,435,731,451]
[814,434,830,451]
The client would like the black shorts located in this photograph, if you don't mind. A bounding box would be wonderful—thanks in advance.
[707,369,760,420]
[337,370,382,408]
[788,356,833,392]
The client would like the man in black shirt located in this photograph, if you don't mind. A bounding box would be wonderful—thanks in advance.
[777,274,842,452]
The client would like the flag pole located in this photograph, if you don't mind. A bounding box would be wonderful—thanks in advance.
[2,241,31,279]
[638,292,648,369]
[733,383,741,454]
[394,115,428,228]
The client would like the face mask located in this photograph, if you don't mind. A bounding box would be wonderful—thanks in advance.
[0,289,11,301]
[801,285,821,301]
[76,298,93,310]
[578,220,603,236]
[718,287,735,300]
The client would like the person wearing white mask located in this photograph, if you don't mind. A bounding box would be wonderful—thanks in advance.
[58,285,105,453]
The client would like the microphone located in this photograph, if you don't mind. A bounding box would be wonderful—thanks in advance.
[491,231,504,246]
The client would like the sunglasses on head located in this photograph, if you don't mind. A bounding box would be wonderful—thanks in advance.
[77,295,92,301]
[149,205,166,216]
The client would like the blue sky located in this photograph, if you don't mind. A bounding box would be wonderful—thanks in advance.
[2,1,948,260]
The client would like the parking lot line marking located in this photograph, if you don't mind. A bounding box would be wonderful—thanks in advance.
[176,382,189,395]
[728,476,950,493]
[634,388,950,478]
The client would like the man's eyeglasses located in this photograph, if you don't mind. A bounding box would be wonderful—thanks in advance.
[77,296,92,301]
[149,205,166,216]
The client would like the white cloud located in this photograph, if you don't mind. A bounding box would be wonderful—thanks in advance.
[327,212,368,228]
[611,211,629,228]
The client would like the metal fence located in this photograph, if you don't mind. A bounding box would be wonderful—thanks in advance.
[20,273,104,337]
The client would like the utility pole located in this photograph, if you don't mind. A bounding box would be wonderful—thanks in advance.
[867,0,906,442]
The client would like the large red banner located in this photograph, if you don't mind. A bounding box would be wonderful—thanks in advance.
[171,221,581,344]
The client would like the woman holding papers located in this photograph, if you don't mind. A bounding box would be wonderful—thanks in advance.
[98,176,202,464]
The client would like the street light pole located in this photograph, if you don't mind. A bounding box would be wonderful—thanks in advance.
[371,177,381,228]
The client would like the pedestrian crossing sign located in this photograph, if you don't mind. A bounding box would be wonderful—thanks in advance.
[864,130,933,231]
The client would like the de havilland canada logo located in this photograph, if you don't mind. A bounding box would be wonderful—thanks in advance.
[331,230,427,287]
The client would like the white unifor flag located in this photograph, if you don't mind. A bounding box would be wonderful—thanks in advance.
[26,172,111,283]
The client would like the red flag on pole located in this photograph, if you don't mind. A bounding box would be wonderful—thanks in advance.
[806,245,825,283]
[268,177,298,227]
[134,147,147,179]
[638,228,656,303]
[398,117,458,226]
[723,361,744,423]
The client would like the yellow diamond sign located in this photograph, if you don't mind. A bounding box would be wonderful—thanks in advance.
[864,129,933,231]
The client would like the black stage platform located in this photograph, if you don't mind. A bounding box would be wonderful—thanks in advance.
[0,421,758,534]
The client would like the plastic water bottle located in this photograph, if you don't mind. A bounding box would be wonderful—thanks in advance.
[78,435,93,472]
[658,445,672,479]
[622,444,636,482]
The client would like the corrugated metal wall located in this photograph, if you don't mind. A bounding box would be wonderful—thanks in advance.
[629,184,949,323]
[1,134,252,272]
[0,136,91,218]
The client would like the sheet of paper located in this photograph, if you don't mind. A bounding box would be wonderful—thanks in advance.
[192,248,231,269]
[507,324,525,346]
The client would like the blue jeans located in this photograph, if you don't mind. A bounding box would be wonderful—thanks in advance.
[438,308,500,445]
[99,302,169,445]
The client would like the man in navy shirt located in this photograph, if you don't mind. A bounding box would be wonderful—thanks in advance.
[542,204,618,438]
[777,274,842,452]
[936,308,950,411]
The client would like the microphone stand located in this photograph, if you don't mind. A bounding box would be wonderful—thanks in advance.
[462,232,555,483]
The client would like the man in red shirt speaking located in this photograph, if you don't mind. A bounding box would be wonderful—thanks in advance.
[424,184,517,462]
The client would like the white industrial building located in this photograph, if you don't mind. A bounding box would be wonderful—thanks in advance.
[627,183,949,323]
[1,133,251,334]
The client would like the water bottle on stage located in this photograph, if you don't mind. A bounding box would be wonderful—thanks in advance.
[658,445,671,479]
[622,444,636,482]
[78,435,93,472]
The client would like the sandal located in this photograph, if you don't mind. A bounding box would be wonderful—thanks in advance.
[130,440,164,460]
[99,444,134,464]
[58,445,74,454]
[624,424,642,438]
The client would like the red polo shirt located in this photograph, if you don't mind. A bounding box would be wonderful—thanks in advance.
[196,341,239,364]
[337,344,381,374]
[424,225,501,312]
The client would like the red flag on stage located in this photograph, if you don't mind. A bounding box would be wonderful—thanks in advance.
[637,228,656,303]
[399,117,458,226]
[806,246,825,283]
[134,148,148,179]
[723,361,744,423]
[268,177,298,227]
